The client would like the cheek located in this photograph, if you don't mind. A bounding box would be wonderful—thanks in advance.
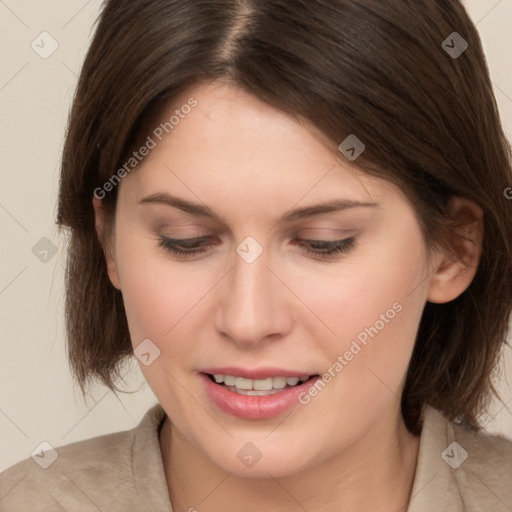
[113,232,217,367]
[302,222,425,334]
[113,240,209,419]
[119,264,174,343]
[296,220,427,401]
[112,231,179,346]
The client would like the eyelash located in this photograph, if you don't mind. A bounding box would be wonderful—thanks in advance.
[157,236,357,260]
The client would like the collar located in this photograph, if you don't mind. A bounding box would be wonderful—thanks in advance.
[407,405,465,511]
[133,402,466,511]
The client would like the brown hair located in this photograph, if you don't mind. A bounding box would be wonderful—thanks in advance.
[57,0,512,433]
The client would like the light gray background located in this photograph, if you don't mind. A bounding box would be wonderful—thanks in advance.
[1,0,511,473]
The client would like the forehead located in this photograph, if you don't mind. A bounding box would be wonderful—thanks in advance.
[149,81,338,170]
[119,81,397,215]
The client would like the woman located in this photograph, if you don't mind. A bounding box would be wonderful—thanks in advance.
[1,1,511,510]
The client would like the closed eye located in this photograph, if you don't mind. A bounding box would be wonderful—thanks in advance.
[157,236,357,260]
[293,237,356,257]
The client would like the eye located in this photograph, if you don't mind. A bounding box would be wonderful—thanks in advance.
[157,235,357,260]
[293,237,357,259]
[157,236,214,258]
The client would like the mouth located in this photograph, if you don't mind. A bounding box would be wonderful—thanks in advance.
[205,373,319,396]
[199,367,323,419]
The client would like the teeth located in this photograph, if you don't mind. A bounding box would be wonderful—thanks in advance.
[253,378,273,391]
[235,377,253,390]
[211,373,311,393]
[270,376,285,389]
[224,375,236,386]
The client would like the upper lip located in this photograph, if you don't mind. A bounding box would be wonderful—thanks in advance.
[200,367,316,380]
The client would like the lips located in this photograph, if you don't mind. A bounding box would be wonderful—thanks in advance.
[200,369,321,419]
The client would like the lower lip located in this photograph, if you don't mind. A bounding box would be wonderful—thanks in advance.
[200,373,321,419]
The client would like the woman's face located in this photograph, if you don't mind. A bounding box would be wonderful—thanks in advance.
[100,81,435,477]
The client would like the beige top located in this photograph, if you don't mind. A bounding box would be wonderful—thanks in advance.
[1,403,511,511]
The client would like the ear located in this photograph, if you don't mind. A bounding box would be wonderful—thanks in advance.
[92,196,121,290]
[427,196,484,304]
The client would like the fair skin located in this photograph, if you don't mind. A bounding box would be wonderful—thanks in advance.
[93,81,483,512]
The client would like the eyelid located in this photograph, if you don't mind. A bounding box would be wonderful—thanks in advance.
[295,227,357,237]
[156,234,357,260]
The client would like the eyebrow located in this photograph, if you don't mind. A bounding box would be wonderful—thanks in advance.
[139,192,379,225]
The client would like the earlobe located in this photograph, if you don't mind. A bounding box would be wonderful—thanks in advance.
[92,197,122,291]
[427,197,484,304]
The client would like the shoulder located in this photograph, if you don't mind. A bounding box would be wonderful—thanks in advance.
[450,415,512,506]
[410,405,512,512]
[0,430,134,511]
[0,403,169,512]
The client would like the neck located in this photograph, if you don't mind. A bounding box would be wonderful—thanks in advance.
[160,404,420,512]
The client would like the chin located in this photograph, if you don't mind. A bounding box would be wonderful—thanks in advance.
[205,441,317,479]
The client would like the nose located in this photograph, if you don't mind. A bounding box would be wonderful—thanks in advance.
[214,241,293,348]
